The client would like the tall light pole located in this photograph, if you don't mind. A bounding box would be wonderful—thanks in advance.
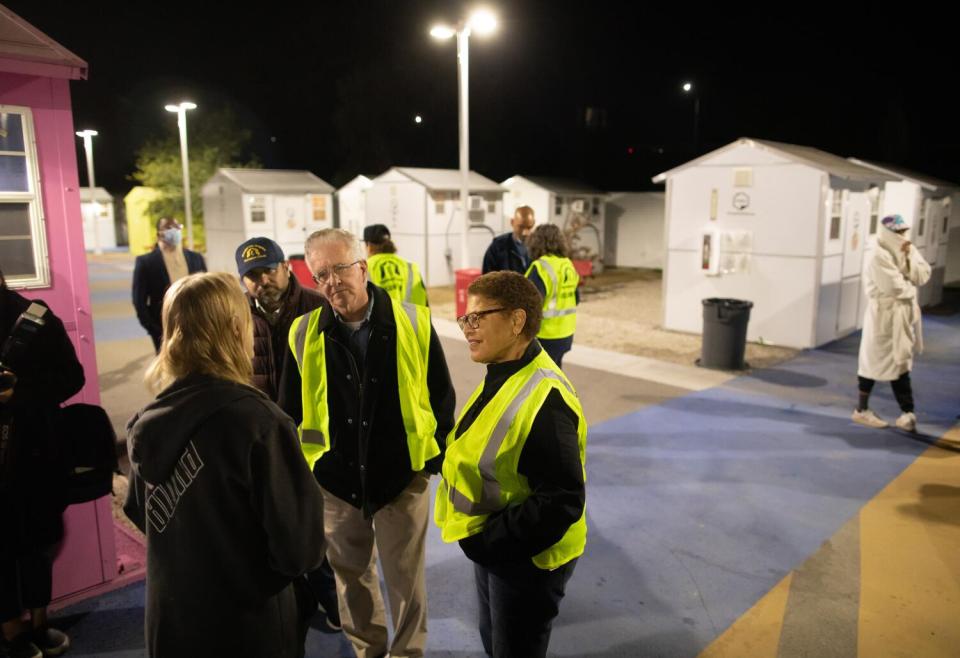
[75,129,100,254]
[682,81,700,153]
[430,10,497,269]
[165,101,197,249]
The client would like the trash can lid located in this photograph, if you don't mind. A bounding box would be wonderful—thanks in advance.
[702,298,753,309]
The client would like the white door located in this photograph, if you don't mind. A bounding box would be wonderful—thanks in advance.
[274,195,308,254]
[837,192,868,334]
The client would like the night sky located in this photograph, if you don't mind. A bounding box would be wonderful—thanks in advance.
[8,1,958,196]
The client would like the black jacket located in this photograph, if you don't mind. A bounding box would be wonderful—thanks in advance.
[0,288,85,552]
[455,341,585,566]
[249,276,325,401]
[123,374,326,658]
[482,232,530,275]
[131,247,206,341]
[279,284,456,517]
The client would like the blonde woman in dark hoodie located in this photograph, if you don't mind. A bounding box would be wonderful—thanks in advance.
[123,272,326,658]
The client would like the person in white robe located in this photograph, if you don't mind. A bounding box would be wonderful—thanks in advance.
[852,214,931,431]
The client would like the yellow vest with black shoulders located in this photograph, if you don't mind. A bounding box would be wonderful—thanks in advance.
[434,348,587,570]
[525,255,579,339]
[288,299,438,471]
[367,253,428,306]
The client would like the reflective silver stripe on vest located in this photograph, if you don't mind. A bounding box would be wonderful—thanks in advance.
[401,301,419,337]
[302,429,325,445]
[449,367,574,515]
[293,315,310,365]
[543,308,577,318]
[539,258,559,293]
[405,262,414,303]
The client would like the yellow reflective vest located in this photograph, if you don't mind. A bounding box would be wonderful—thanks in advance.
[434,348,587,570]
[367,253,428,306]
[287,300,438,471]
[525,255,579,339]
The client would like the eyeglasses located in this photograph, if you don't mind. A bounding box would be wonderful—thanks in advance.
[312,260,361,284]
[456,308,506,331]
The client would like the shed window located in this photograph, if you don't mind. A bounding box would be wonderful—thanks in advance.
[312,195,327,221]
[555,197,563,216]
[593,197,601,215]
[434,193,445,214]
[0,106,49,288]
[868,189,880,235]
[250,196,266,223]
[829,191,842,241]
[918,199,927,237]
[487,202,496,214]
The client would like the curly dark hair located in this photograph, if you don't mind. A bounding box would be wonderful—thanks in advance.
[467,271,542,340]
[526,223,569,261]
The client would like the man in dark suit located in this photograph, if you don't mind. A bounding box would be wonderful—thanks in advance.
[131,217,206,352]
[481,205,536,274]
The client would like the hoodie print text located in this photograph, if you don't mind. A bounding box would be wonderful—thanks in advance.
[146,441,205,533]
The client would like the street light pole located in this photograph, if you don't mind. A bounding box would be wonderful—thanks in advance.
[165,101,197,249]
[431,10,496,270]
[75,129,100,254]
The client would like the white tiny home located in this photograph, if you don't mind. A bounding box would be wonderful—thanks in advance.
[652,138,897,349]
[202,168,335,273]
[365,167,504,286]
[79,186,116,251]
[501,176,606,266]
[335,175,373,236]
[848,159,958,305]
[603,192,665,269]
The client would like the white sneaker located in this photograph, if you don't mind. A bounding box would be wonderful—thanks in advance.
[852,409,889,428]
[895,412,917,432]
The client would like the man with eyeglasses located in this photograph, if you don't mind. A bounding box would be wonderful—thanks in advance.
[235,237,342,641]
[281,228,455,658]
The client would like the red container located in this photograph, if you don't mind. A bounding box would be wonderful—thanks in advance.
[572,259,593,280]
[455,268,482,318]
[288,254,316,289]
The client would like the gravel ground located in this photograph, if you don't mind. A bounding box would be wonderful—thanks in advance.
[429,267,798,370]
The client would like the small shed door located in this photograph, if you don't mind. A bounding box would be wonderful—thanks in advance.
[837,192,868,334]
[274,195,308,247]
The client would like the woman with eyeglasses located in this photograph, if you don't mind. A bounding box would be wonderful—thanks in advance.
[524,224,580,368]
[435,271,587,658]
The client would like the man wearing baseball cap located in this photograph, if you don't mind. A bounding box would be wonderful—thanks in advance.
[362,224,428,306]
[853,214,931,432]
[234,236,341,635]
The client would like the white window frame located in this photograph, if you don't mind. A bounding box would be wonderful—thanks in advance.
[0,105,50,288]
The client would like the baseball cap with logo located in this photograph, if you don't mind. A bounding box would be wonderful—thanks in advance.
[236,237,285,278]
[362,224,391,244]
[881,214,910,232]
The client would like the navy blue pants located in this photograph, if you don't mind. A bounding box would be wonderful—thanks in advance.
[539,336,573,368]
[474,558,577,658]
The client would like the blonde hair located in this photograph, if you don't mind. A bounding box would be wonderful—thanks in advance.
[144,272,253,393]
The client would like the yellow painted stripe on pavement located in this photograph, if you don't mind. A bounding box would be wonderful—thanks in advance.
[858,424,960,658]
[697,573,794,658]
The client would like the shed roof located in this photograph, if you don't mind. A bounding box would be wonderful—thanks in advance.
[847,159,958,192]
[652,138,897,184]
[503,175,605,196]
[79,187,113,203]
[388,167,503,192]
[0,5,87,79]
[215,168,335,193]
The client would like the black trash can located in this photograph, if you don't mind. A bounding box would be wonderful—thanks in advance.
[698,298,753,370]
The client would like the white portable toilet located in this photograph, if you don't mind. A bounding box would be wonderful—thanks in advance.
[79,186,116,251]
[335,175,373,236]
[501,176,606,267]
[202,168,335,273]
[365,167,504,286]
[848,159,958,306]
[653,138,896,349]
[604,192,665,269]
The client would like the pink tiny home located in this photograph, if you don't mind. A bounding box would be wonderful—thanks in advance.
[0,6,116,600]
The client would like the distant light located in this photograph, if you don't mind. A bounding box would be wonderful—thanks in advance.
[414,115,423,124]
[469,10,497,35]
[682,82,693,93]
[430,24,455,39]
[627,146,635,155]
[270,136,277,143]
[165,101,197,112]
[76,129,98,137]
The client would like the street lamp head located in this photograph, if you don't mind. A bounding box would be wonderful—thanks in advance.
[414,115,423,124]
[165,101,197,112]
[75,129,98,137]
[430,24,455,39]
[682,82,693,93]
[468,9,497,36]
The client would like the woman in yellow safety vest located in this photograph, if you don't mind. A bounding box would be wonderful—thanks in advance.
[435,271,587,658]
[362,223,428,306]
[524,224,580,367]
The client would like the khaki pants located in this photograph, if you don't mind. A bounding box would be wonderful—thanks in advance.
[321,473,431,658]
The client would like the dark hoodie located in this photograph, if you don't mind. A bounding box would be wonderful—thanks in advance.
[123,373,325,658]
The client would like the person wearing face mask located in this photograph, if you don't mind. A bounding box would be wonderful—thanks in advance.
[131,217,206,353]
[235,237,342,635]
[852,214,931,432]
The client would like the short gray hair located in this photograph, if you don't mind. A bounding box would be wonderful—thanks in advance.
[304,228,364,262]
